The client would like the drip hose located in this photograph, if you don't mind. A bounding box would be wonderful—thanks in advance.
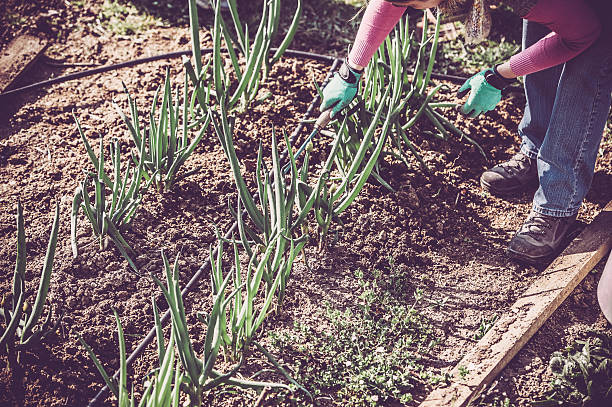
[87,57,341,407]
[0,48,337,99]
[0,46,475,99]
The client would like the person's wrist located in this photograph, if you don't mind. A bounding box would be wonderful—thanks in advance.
[346,58,365,73]
[484,65,516,90]
[339,57,363,85]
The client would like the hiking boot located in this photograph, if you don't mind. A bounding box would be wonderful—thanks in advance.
[480,152,538,196]
[507,211,576,264]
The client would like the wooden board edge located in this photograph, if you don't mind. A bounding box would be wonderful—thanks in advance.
[418,200,612,407]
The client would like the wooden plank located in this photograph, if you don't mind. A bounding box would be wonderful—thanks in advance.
[0,35,47,93]
[419,200,612,407]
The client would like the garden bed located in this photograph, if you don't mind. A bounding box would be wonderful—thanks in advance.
[1,1,611,406]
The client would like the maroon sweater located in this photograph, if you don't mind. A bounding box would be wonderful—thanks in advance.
[348,0,601,77]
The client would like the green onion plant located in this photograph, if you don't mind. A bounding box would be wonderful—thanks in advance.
[115,68,211,193]
[152,250,290,405]
[0,202,61,368]
[209,230,305,358]
[210,104,310,290]
[329,10,483,189]
[71,115,147,273]
[79,307,183,407]
[186,0,302,112]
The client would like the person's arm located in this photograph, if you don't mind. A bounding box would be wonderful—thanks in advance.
[320,0,406,117]
[347,0,407,70]
[459,0,601,117]
[500,0,601,79]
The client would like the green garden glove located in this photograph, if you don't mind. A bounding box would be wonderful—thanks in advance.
[320,58,363,118]
[457,67,514,118]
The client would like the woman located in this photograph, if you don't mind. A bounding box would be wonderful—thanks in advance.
[599,252,612,324]
[320,0,611,265]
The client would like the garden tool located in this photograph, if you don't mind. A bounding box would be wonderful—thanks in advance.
[282,109,333,176]
[293,109,333,159]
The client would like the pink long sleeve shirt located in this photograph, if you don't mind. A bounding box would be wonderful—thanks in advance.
[347,0,602,77]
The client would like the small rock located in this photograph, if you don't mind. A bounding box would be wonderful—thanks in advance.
[405,185,420,209]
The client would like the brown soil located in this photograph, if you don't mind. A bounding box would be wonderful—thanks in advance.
[1,1,611,407]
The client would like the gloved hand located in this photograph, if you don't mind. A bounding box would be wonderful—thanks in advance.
[457,67,514,118]
[320,58,363,118]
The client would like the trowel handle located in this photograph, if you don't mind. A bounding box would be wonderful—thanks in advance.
[315,109,333,129]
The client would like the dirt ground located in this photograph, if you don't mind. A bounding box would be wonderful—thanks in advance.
[0,1,611,406]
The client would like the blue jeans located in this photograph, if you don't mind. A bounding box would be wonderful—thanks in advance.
[518,20,612,217]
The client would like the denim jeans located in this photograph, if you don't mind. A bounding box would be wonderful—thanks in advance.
[518,20,612,217]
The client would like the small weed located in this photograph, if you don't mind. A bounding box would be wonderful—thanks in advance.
[97,0,162,36]
[69,0,86,8]
[473,314,499,341]
[430,296,449,311]
[458,365,469,379]
[6,12,27,28]
[267,269,441,406]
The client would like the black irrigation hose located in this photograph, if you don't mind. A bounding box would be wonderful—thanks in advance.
[1,50,191,98]
[0,45,477,100]
[87,57,341,407]
[0,48,338,99]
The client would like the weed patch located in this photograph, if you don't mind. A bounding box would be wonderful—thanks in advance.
[532,332,612,407]
[267,268,446,406]
[97,0,163,36]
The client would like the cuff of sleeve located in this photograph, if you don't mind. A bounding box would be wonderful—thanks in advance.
[509,53,536,77]
[348,46,373,69]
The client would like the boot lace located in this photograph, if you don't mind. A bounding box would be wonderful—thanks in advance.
[520,213,554,239]
[500,153,531,176]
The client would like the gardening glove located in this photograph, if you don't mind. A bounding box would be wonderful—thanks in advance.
[457,66,515,118]
[320,58,363,119]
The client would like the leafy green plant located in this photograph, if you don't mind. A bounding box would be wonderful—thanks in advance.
[0,202,61,368]
[71,116,147,273]
[115,68,211,193]
[473,314,499,341]
[533,332,612,407]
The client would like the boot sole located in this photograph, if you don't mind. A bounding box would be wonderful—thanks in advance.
[506,223,584,266]
[506,246,555,265]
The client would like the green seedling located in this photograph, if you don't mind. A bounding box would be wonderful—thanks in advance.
[71,115,147,273]
[0,202,61,368]
[474,314,499,341]
[115,68,211,193]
